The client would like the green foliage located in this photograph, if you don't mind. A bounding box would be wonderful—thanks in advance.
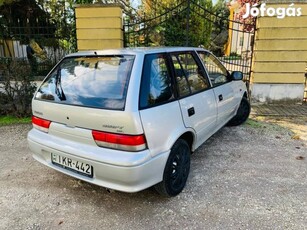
[230,52,239,56]
[191,0,213,47]
[245,119,263,128]
[75,0,94,3]
[0,0,77,52]
[0,0,17,7]
[223,55,241,60]
[209,0,229,56]
[0,115,31,126]
[164,12,187,46]
[0,58,37,117]
[35,0,77,52]
[139,0,213,47]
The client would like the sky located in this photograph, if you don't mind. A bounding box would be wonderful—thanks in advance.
[212,0,218,5]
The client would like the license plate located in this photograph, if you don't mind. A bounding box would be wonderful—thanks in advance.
[51,153,93,178]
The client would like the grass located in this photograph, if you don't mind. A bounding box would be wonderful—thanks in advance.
[245,118,264,128]
[0,115,31,126]
[222,56,242,61]
[245,117,294,137]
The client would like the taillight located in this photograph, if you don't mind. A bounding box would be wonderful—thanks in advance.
[92,130,147,151]
[32,116,51,133]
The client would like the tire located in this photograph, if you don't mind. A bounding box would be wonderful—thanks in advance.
[154,139,191,197]
[227,97,250,126]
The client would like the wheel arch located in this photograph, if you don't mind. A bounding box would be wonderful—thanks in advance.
[178,131,195,153]
[243,91,248,99]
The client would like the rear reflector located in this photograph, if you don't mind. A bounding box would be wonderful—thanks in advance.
[92,130,147,151]
[32,116,51,133]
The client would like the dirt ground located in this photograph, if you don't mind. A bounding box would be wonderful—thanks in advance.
[0,117,306,230]
[252,115,307,141]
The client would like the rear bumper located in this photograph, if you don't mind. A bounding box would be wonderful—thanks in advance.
[27,129,169,193]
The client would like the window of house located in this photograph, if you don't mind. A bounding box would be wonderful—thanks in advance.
[239,36,244,47]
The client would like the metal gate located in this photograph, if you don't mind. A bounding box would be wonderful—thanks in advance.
[124,0,255,84]
[0,2,74,78]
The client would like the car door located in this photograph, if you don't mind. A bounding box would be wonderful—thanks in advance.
[139,53,186,157]
[170,51,217,149]
[197,51,237,126]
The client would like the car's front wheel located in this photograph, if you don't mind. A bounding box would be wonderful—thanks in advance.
[227,97,250,126]
[154,139,190,197]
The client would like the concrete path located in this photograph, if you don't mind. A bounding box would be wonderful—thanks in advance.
[251,104,307,117]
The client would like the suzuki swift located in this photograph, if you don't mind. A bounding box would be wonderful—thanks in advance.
[28,47,250,197]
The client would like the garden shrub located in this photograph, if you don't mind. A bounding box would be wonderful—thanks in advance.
[0,58,36,117]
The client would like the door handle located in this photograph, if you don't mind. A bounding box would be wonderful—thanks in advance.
[218,94,223,101]
[188,107,195,117]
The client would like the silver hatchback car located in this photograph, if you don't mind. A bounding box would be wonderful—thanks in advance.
[28,47,250,197]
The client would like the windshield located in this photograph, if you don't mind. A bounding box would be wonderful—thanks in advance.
[35,55,135,110]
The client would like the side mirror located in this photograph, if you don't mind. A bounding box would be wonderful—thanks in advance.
[231,71,243,81]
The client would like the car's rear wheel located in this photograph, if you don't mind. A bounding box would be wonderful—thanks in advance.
[227,97,250,126]
[155,139,190,197]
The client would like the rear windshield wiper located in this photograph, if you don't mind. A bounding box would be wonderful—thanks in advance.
[55,67,66,101]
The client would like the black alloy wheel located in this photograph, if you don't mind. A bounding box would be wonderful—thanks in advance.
[155,139,190,197]
[227,97,251,126]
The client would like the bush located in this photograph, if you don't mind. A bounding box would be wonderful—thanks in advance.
[230,52,239,57]
[0,92,9,116]
[0,58,36,117]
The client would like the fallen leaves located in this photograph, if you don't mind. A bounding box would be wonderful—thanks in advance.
[291,135,301,140]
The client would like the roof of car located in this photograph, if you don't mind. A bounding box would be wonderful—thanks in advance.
[65,47,209,57]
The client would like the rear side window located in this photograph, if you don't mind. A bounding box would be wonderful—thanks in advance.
[35,55,134,110]
[139,53,174,109]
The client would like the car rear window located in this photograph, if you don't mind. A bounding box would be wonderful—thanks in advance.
[35,55,135,110]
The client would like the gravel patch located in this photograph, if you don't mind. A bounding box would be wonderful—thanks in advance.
[0,122,306,229]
